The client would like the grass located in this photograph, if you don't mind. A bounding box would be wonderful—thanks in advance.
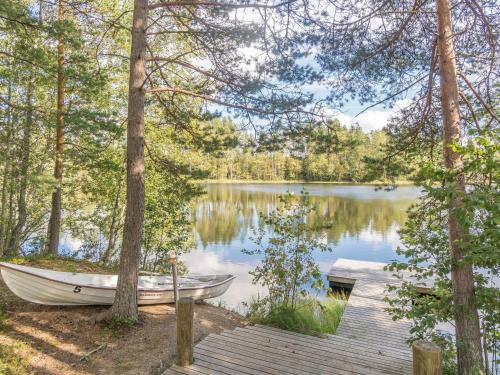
[1,254,116,274]
[0,303,7,331]
[247,294,347,337]
[0,341,32,375]
[105,315,137,337]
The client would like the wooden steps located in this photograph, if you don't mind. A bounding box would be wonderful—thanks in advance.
[163,258,425,374]
[164,325,411,375]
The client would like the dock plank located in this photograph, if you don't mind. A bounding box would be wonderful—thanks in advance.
[163,258,426,374]
[236,327,411,373]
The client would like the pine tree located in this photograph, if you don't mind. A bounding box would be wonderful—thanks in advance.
[289,0,498,371]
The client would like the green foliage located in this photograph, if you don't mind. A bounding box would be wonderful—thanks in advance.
[0,302,7,331]
[196,118,240,156]
[195,119,393,182]
[141,158,202,272]
[247,295,346,337]
[0,341,32,375]
[109,314,136,329]
[244,191,332,308]
[430,334,459,375]
[106,315,136,337]
[0,0,127,258]
[243,190,344,336]
[385,131,499,372]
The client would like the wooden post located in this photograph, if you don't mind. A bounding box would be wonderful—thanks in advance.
[413,340,442,375]
[176,297,194,367]
[169,253,179,308]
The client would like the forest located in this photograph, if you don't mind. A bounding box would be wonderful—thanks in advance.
[197,118,390,182]
[0,0,498,374]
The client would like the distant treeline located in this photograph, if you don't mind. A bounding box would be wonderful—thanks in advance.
[194,118,389,182]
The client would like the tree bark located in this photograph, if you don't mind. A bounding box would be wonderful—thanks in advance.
[0,78,13,257]
[3,175,15,253]
[8,78,33,256]
[436,0,484,373]
[46,0,65,255]
[111,0,148,321]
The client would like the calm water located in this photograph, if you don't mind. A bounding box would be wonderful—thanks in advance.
[183,183,419,311]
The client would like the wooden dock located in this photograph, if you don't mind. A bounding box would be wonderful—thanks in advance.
[164,258,432,375]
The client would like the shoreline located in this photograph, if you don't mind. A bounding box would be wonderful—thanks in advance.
[193,179,415,186]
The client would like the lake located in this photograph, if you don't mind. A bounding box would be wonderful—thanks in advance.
[182,183,419,312]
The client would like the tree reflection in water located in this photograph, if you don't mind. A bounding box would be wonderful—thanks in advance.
[194,183,416,248]
[187,183,419,311]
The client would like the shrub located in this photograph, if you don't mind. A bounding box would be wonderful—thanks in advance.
[244,191,344,337]
[243,191,331,308]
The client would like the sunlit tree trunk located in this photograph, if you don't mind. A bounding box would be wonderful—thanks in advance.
[436,0,484,372]
[46,0,65,255]
[3,175,15,252]
[0,77,13,257]
[112,0,148,321]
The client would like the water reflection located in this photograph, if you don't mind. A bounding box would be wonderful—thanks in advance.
[186,183,419,311]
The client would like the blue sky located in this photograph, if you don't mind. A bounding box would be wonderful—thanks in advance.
[232,7,415,133]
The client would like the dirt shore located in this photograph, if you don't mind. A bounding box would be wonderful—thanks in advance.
[0,272,247,375]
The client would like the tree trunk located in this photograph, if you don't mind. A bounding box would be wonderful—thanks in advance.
[111,0,147,321]
[46,0,65,255]
[0,78,13,257]
[3,177,15,253]
[8,78,33,256]
[436,0,484,373]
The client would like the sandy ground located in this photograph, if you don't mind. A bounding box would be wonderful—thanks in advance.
[0,274,248,375]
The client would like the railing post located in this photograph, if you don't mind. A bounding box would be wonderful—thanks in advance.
[176,297,194,367]
[413,340,441,375]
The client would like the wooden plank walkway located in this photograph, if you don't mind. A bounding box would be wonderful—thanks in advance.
[164,258,432,374]
[326,258,433,361]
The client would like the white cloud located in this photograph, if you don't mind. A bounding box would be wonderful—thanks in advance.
[181,250,265,312]
[60,234,83,252]
[357,223,403,249]
[334,112,352,127]
[354,110,392,132]
[394,98,412,109]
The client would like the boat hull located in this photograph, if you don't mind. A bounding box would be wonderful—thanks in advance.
[0,264,234,306]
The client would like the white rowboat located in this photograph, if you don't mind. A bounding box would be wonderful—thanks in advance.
[0,262,235,306]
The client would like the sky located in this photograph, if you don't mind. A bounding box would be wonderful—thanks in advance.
[230,8,416,134]
[323,98,413,132]
[232,45,412,132]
